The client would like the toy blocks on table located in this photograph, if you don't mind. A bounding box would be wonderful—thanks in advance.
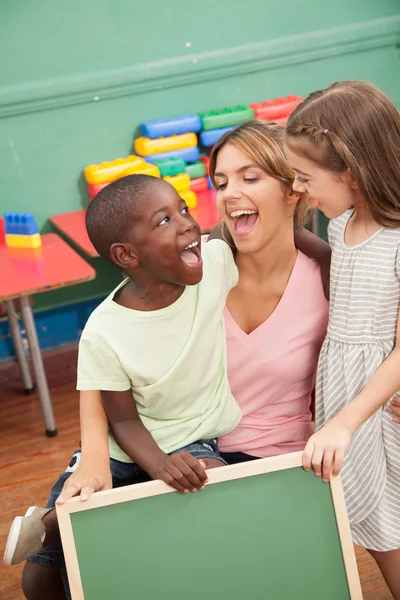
[144,146,200,165]
[4,213,42,249]
[87,182,110,201]
[0,216,5,246]
[84,155,145,185]
[163,173,191,193]
[186,161,206,179]
[199,156,210,175]
[135,133,198,157]
[200,127,235,148]
[190,177,208,193]
[6,233,42,248]
[180,189,197,208]
[141,115,202,139]
[199,105,254,131]
[155,158,186,177]
[249,95,303,121]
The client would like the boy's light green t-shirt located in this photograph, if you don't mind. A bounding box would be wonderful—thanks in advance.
[77,240,242,462]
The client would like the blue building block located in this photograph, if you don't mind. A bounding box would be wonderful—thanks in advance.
[4,212,39,235]
[142,146,200,164]
[200,127,235,148]
[141,115,202,139]
[207,176,215,190]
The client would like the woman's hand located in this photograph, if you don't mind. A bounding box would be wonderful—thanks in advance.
[56,458,112,504]
[303,419,352,482]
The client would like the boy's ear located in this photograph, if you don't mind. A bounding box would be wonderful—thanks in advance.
[110,242,139,270]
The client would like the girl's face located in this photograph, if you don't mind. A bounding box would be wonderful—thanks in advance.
[214,143,297,254]
[284,144,355,219]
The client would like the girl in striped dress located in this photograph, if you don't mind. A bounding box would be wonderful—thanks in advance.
[284,80,400,598]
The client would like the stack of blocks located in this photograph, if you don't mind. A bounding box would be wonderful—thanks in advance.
[134,115,205,208]
[4,213,42,248]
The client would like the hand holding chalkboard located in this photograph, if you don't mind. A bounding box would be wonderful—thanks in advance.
[303,419,353,482]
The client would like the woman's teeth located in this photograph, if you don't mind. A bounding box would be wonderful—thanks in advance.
[230,210,258,218]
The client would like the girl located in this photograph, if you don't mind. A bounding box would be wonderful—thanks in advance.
[284,80,400,598]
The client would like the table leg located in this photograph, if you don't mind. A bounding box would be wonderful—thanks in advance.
[20,296,58,437]
[4,299,35,394]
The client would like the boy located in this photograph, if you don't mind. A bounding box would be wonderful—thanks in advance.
[5,174,242,599]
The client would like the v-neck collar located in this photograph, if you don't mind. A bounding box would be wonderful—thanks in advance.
[224,251,302,345]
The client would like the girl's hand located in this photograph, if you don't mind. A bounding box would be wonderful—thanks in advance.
[56,459,112,504]
[386,398,400,423]
[303,420,353,482]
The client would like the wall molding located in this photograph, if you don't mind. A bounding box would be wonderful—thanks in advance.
[1,16,399,118]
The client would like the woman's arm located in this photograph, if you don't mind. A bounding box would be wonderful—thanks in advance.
[303,304,400,482]
[56,390,112,504]
[294,228,331,300]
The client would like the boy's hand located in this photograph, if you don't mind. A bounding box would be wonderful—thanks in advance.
[302,420,352,483]
[56,460,112,505]
[154,451,208,493]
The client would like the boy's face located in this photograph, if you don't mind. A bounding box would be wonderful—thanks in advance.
[125,182,203,286]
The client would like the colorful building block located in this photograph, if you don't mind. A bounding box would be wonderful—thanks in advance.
[190,177,208,193]
[186,161,206,179]
[249,95,303,121]
[6,233,42,249]
[144,146,200,165]
[199,106,254,131]
[155,158,186,177]
[87,182,110,201]
[180,189,197,208]
[84,156,145,185]
[141,115,202,139]
[163,173,191,193]
[0,217,4,246]
[134,133,197,157]
[4,213,39,236]
[200,127,235,148]
[207,176,215,190]
[124,163,160,178]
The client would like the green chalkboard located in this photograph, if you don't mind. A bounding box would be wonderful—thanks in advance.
[68,467,352,599]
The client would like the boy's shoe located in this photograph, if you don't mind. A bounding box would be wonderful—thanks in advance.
[3,506,53,566]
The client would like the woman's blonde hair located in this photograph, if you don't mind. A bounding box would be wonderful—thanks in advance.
[209,119,309,228]
[285,80,400,228]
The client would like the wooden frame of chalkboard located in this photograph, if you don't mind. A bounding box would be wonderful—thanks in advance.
[57,451,363,600]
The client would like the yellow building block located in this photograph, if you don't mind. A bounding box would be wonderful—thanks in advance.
[124,163,160,178]
[180,190,197,209]
[134,133,197,157]
[6,233,41,248]
[84,155,145,185]
[163,173,190,192]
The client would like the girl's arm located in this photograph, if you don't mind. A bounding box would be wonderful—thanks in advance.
[304,305,400,482]
[56,390,112,504]
[293,228,331,300]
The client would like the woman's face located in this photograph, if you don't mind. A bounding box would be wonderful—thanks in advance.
[214,143,294,254]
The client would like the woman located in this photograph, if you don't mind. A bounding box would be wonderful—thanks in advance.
[18,121,330,599]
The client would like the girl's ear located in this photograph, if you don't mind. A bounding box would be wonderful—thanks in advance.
[343,167,358,190]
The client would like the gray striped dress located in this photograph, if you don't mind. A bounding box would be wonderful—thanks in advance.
[316,209,400,551]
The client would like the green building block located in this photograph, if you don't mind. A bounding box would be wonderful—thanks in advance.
[185,161,206,179]
[154,157,186,177]
[199,105,255,131]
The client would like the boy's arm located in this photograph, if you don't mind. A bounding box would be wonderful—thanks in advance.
[294,228,331,300]
[102,390,208,493]
[56,390,112,504]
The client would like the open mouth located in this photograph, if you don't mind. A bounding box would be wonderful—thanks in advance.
[181,240,202,267]
[230,209,259,236]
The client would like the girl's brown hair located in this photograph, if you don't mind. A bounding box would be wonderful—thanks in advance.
[285,80,400,228]
[209,119,309,228]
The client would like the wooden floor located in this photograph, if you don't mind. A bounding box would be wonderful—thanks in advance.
[0,345,393,599]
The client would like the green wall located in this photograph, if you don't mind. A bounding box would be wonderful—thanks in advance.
[0,1,399,310]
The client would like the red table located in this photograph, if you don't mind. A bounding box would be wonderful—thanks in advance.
[50,190,221,257]
[0,233,96,436]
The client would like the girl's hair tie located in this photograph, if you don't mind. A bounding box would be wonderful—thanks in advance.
[323,129,328,134]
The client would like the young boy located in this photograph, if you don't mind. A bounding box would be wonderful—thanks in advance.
[5,174,242,599]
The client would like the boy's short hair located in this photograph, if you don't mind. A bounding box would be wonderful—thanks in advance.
[86,174,161,264]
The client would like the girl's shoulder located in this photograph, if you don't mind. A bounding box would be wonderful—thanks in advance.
[327,209,353,248]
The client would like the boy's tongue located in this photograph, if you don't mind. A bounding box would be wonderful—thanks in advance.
[181,248,201,266]
[234,213,258,234]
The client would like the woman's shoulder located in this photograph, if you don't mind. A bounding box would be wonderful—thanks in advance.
[295,251,328,305]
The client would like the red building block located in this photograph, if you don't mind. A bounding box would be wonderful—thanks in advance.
[199,156,210,175]
[250,95,303,121]
[190,177,209,193]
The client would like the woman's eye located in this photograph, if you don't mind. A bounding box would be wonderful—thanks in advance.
[158,216,170,226]
[216,182,227,191]
[298,176,308,184]
[244,177,259,184]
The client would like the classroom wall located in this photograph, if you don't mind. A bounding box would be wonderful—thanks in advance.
[0,0,399,359]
